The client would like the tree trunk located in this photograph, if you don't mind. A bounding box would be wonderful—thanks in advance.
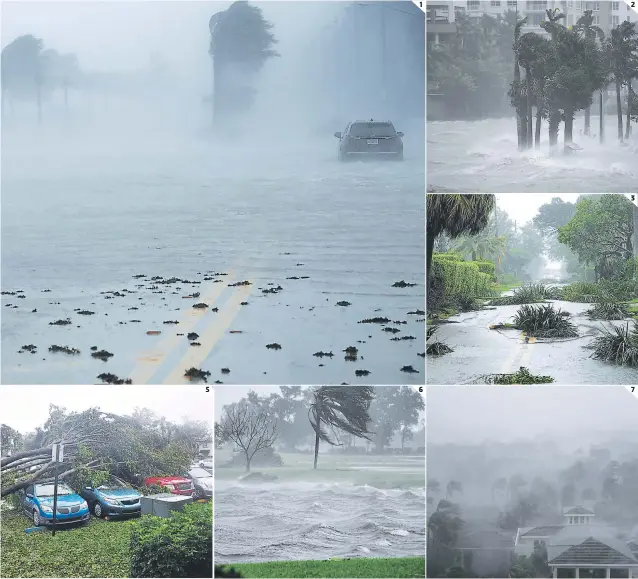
[535,109,542,149]
[471,250,477,261]
[212,56,220,130]
[549,111,560,151]
[600,89,604,144]
[625,81,632,141]
[526,68,533,149]
[37,84,42,125]
[616,76,624,142]
[426,231,435,281]
[564,110,574,145]
[313,401,321,470]
[515,60,522,150]
[245,455,251,473]
[584,105,590,136]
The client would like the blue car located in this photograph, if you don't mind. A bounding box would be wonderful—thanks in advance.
[21,482,90,527]
[79,477,142,519]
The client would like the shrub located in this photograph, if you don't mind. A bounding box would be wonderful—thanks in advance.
[512,304,578,338]
[587,321,638,367]
[480,367,554,385]
[215,566,243,578]
[432,256,492,298]
[130,501,212,578]
[475,260,496,280]
[491,283,561,306]
[586,302,631,320]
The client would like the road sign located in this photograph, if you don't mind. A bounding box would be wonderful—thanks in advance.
[51,444,64,463]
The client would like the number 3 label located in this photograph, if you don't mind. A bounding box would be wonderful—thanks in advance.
[628,194,638,209]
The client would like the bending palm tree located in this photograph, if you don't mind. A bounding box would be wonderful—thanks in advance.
[427,194,495,280]
[309,386,374,469]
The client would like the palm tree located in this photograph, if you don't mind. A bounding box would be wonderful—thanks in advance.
[574,11,605,136]
[446,480,463,500]
[427,194,496,281]
[309,386,374,469]
[452,232,506,264]
[512,15,528,149]
[517,33,548,149]
[608,22,638,143]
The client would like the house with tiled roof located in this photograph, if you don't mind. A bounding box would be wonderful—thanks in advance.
[515,506,638,578]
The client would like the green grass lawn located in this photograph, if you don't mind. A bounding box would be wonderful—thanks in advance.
[1,508,134,577]
[225,556,425,578]
[215,451,425,489]
[490,282,521,293]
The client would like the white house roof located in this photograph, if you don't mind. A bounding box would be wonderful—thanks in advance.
[563,506,595,516]
[548,526,638,567]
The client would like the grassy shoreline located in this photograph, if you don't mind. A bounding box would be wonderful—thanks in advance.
[222,556,425,578]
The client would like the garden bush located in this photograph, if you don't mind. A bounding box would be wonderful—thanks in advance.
[587,321,638,367]
[512,304,578,338]
[491,283,561,306]
[431,255,492,298]
[475,260,496,281]
[130,501,212,578]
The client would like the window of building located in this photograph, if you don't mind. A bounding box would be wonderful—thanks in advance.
[593,14,599,24]
[508,0,517,6]
[527,1,547,10]
[527,12,545,25]
[612,1,620,10]
[467,0,480,10]
[491,0,501,6]
[613,15,620,25]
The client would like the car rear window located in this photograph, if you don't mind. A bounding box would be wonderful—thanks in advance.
[175,482,193,491]
[349,122,396,138]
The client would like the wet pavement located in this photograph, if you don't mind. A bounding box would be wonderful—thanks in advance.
[1,127,425,385]
[426,301,638,385]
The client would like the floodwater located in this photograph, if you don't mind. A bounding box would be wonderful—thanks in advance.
[214,481,426,563]
[1,117,425,384]
[427,116,638,193]
[426,300,638,385]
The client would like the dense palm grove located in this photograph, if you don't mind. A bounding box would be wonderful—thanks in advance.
[428,9,638,149]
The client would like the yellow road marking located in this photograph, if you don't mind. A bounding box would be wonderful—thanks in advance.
[128,276,235,385]
[162,283,254,384]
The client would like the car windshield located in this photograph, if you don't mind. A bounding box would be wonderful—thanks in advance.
[189,468,212,480]
[349,122,396,138]
[175,482,193,490]
[35,483,74,497]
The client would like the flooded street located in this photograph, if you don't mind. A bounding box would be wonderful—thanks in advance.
[427,116,638,193]
[426,301,637,385]
[1,126,425,384]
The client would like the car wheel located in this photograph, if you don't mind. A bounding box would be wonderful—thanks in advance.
[32,510,41,526]
[93,502,103,518]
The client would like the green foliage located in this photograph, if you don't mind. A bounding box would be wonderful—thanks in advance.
[513,303,578,338]
[228,557,425,578]
[1,512,133,578]
[586,302,631,320]
[558,195,634,280]
[426,342,454,356]
[475,260,496,278]
[491,283,561,305]
[587,320,638,367]
[432,256,492,299]
[130,502,213,578]
[560,280,638,302]
[508,555,535,578]
[482,367,554,385]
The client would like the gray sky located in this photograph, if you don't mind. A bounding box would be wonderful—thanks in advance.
[215,385,424,421]
[1,385,213,433]
[495,194,581,228]
[428,386,638,444]
[1,1,341,72]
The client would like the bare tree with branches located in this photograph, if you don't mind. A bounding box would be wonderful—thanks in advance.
[219,402,277,473]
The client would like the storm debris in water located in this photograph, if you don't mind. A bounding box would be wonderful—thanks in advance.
[76,310,95,315]
[266,343,282,350]
[49,345,81,355]
[400,365,419,373]
[163,320,179,324]
[262,286,283,294]
[97,373,132,384]
[355,369,370,376]
[19,344,38,354]
[91,350,114,362]
[49,318,72,326]
[190,342,202,347]
[391,336,417,341]
[229,281,252,287]
[314,351,334,358]
[358,317,391,324]
[392,280,417,288]
[383,327,401,334]
[184,367,211,382]
[187,332,200,341]
[146,330,161,336]
[221,368,231,374]
[336,301,352,307]
[408,309,426,315]
[240,302,249,306]
[193,302,209,309]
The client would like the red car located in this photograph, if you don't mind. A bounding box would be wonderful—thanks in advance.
[144,476,194,496]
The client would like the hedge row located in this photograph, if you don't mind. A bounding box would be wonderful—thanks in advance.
[431,253,493,298]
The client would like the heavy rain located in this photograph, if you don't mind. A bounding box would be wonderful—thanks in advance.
[427,385,638,579]
[427,1,638,193]
[1,1,425,385]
